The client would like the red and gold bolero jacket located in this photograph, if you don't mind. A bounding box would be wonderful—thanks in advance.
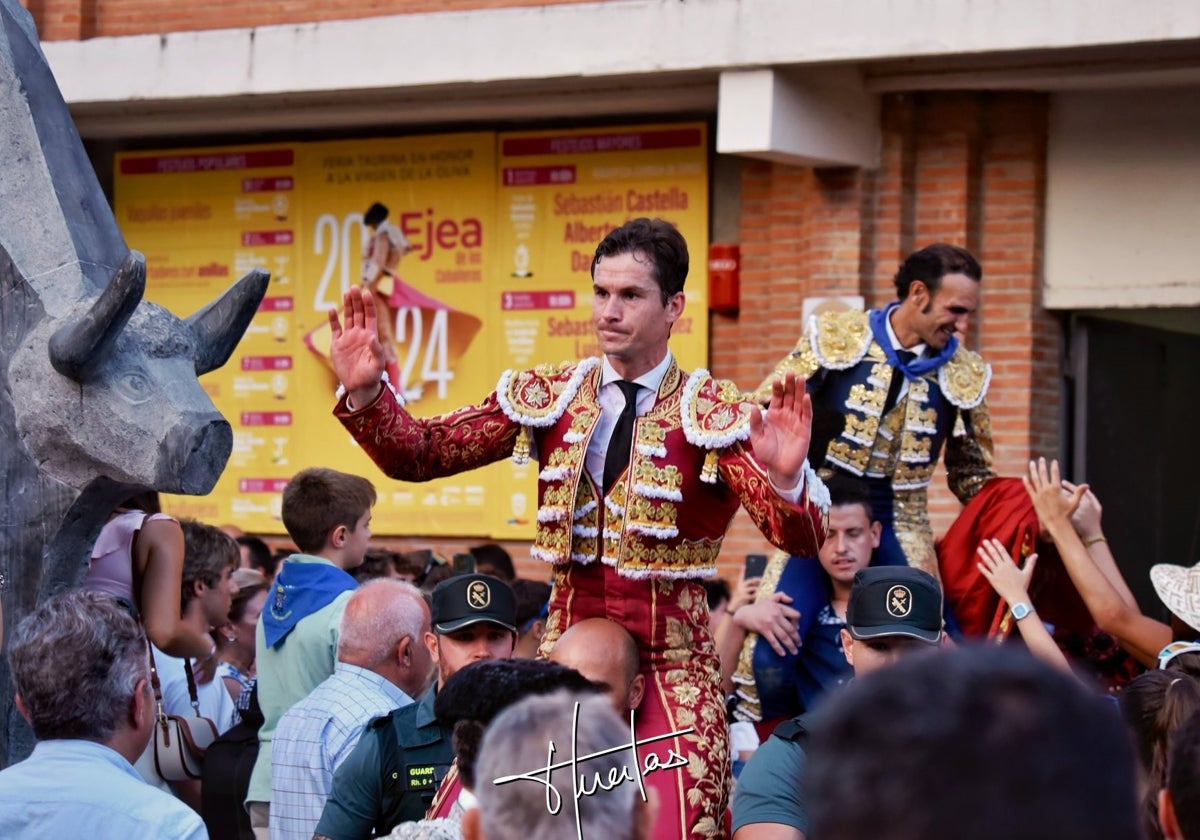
[335,356,828,579]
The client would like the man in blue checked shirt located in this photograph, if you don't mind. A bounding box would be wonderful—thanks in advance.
[269,579,433,840]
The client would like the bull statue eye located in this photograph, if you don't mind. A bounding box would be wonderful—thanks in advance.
[115,370,153,405]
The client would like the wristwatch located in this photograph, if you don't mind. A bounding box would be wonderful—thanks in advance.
[1011,602,1034,621]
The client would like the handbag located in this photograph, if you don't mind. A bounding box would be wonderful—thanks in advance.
[149,641,219,782]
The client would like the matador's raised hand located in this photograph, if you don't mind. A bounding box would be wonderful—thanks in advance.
[329,286,386,409]
[748,371,813,493]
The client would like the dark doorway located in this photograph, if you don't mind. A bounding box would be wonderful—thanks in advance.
[1075,316,1200,619]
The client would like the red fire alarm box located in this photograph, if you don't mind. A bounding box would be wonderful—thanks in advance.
[709,243,740,315]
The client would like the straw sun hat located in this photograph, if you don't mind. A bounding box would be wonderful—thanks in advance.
[1150,562,1200,634]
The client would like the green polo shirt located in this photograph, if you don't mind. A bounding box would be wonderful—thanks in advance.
[314,686,454,840]
[247,554,354,805]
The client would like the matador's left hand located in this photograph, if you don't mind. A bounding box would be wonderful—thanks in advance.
[749,371,812,492]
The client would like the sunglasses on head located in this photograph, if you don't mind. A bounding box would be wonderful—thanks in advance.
[1158,640,1200,669]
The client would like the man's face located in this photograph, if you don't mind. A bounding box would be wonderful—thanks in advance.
[202,563,239,628]
[342,510,373,569]
[428,622,515,685]
[908,272,979,350]
[818,504,881,587]
[592,251,683,373]
[841,629,935,677]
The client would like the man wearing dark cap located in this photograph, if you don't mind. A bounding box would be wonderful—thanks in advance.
[314,574,517,840]
[732,567,943,840]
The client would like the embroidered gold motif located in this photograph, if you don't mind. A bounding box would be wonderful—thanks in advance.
[939,347,990,408]
[812,309,873,367]
[567,410,598,438]
[631,456,683,494]
[613,539,725,573]
[625,493,680,532]
[532,525,570,560]
[543,446,580,471]
[543,483,575,508]
[947,401,995,503]
[636,421,668,451]
[730,550,790,722]
[829,439,870,475]
[899,435,932,464]
[892,460,936,488]
[892,487,937,575]
[503,361,577,421]
[847,383,885,416]
[910,405,939,434]
[688,377,753,435]
[844,413,879,445]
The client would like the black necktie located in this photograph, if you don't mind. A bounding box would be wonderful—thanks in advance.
[881,349,917,416]
[603,380,642,494]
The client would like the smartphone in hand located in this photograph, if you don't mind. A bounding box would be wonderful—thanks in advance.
[452,552,476,576]
[743,553,768,580]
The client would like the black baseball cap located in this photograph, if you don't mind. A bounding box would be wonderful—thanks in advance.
[431,574,517,634]
[846,566,943,644]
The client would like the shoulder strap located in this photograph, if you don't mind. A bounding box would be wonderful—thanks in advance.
[184,657,201,713]
[773,715,811,743]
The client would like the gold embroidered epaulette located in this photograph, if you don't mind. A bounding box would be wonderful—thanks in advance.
[938,346,991,409]
[809,309,873,371]
[682,370,754,481]
[497,357,600,463]
[775,338,822,381]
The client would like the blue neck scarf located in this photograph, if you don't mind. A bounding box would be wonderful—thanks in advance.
[262,559,358,648]
[869,302,958,382]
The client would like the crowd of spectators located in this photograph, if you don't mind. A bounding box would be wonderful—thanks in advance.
[4,454,1200,840]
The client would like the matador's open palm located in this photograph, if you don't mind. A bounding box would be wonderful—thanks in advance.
[329,286,387,407]
[749,371,813,492]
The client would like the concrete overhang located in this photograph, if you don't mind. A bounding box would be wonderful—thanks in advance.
[37,0,1200,142]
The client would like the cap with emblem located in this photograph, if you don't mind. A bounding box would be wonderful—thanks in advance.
[846,566,943,644]
[431,573,518,634]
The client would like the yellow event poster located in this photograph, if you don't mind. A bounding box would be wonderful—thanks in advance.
[115,144,303,528]
[292,134,500,536]
[113,124,709,540]
[487,123,710,539]
[115,135,503,535]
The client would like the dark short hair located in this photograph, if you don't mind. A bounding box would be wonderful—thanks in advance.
[591,217,688,306]
[353,547,402,583]
[236,535,276,576]
[893,243,981,300]
[1167,712,1200,840]
[281,467,376,554]
[470,543,515,582]
[703,578,731,611]
[433,659,601,789]
[825,473,875,522]
[1120,670,1200,838]
[363,202,388,229]
[510,578,553,629]
[806,645,1139,840]
[179,519,238,611]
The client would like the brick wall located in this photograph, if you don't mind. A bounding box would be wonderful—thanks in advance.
[713,91,1059,582]
[25,0,606,40]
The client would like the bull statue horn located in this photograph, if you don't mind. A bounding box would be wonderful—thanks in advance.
[48,251,145,381]
[186,268,270,375]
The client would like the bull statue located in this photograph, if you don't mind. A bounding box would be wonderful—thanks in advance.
[0,0,268,763]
